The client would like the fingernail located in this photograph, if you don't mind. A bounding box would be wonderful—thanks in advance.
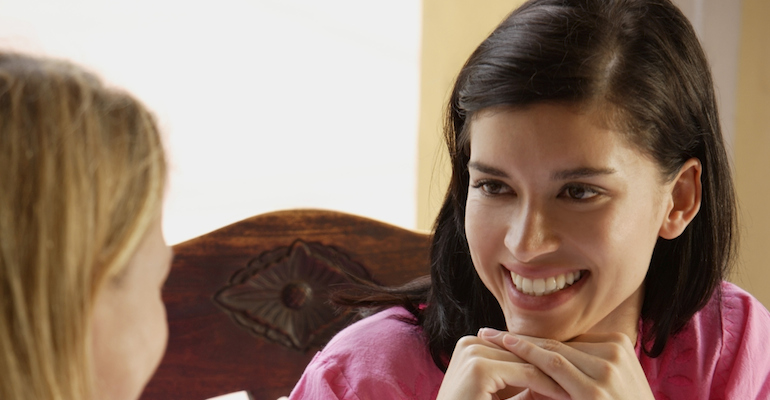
[478,328,503,338]
[503,334,519,346]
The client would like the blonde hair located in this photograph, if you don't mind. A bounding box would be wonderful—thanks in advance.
[0,53,167,399]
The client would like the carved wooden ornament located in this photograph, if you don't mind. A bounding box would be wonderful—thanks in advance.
[213,240,371,351]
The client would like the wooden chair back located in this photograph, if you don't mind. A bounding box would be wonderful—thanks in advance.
[139,209,431,400]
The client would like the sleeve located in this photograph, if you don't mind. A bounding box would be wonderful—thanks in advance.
[288,353,360,400]
[712,284,770,398]
[288,307,444,400]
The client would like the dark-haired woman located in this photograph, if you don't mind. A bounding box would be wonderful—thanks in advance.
[289,0,770,398]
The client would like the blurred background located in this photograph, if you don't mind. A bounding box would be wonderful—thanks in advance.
[1,0,767,307]
[0,0,422,244]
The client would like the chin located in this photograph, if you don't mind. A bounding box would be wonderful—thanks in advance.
[505,317,583,341]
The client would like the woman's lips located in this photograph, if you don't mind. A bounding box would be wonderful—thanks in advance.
[510,270,584,296]
[503,267,590,311]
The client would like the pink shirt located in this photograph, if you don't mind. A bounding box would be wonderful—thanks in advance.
[290,282,770,399]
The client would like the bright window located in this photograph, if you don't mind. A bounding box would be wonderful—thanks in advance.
[0,0,421,244]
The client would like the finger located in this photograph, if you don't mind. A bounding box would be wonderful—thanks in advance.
[478,327,508,343]
[568,331,634,345]
[514,334,635,379]
[455,335,527,363]
[564,341,634,364]
[567,332,637,356]
[507,388,561,400]
[513,334,599,369]
[567,331,636,354]
[454,334,569,400]
[501,334,591,395]
[500,333,654,399]
[478,328,525,363]
[480,329,630,379]
[486,332,619,375]
[478,359,570,400]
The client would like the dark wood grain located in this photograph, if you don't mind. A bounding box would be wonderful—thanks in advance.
[139,209,431,400]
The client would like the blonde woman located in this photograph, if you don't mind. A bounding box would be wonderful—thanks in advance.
[0,52,171,400]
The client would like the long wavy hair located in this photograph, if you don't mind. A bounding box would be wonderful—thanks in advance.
[0,53,167,399]
[341,0,736,370]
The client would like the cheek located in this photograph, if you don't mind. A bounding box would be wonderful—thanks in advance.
[125,291,168,399]
[153,295,169,362]
[91,289,169,400]
[610,198,663,254]
[141,289,169,378]
[465,201,506,278]
[572,202,660,284]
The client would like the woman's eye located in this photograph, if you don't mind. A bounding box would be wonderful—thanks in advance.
[472,180,510,196]
[562,185,599,200]
[483,182,503,194]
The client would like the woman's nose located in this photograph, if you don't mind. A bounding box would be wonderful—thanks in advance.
[504,205,560,263]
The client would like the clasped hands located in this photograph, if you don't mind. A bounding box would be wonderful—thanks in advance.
[435,328,655,400]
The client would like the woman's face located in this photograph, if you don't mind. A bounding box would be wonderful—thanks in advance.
[90,217,172,400]
[465,103,673,342]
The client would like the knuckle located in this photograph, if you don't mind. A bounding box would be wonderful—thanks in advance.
[520,363,540,380]
[456,340,489,361]
[455,335,476,349]
[546,353,567,370]
[465,344,486,359]
[595,359,616,379]
[605,342,625,363]
[585,386,604,398]
[466,354,486,375]
[540,338,562,352]
[608,331,632,346]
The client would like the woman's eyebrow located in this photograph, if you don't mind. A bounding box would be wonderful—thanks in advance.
[467,161,508,177]
[552,167,616,180]
[469,162,616,180]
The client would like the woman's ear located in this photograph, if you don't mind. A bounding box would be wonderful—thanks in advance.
[659,158,702,239]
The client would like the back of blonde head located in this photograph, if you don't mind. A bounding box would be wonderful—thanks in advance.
[0,53,166,400]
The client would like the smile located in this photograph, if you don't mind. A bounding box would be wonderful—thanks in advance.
[510,270,583,296]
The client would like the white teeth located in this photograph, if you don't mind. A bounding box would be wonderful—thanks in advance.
[545,277,557,293]
[533,279,546,296]
[521,277,533,293]
[510,270,583,296]
[556,274,566,289]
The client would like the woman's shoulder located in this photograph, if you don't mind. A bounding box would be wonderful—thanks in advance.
[332,306,422,341]
[672,281,770,347]
[320,306,429,361]
[701,282,770,395]
[702,281,770,343]
[642,281,770,398]
[717,280,770,317]
[289,306,443,400]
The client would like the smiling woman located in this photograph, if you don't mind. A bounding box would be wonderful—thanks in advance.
[464,103,692,346]
[0,52,170,400]
[288,0,770,399]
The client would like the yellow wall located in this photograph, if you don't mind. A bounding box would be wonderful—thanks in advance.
[733,0,770,308]
[416,0,525,230]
